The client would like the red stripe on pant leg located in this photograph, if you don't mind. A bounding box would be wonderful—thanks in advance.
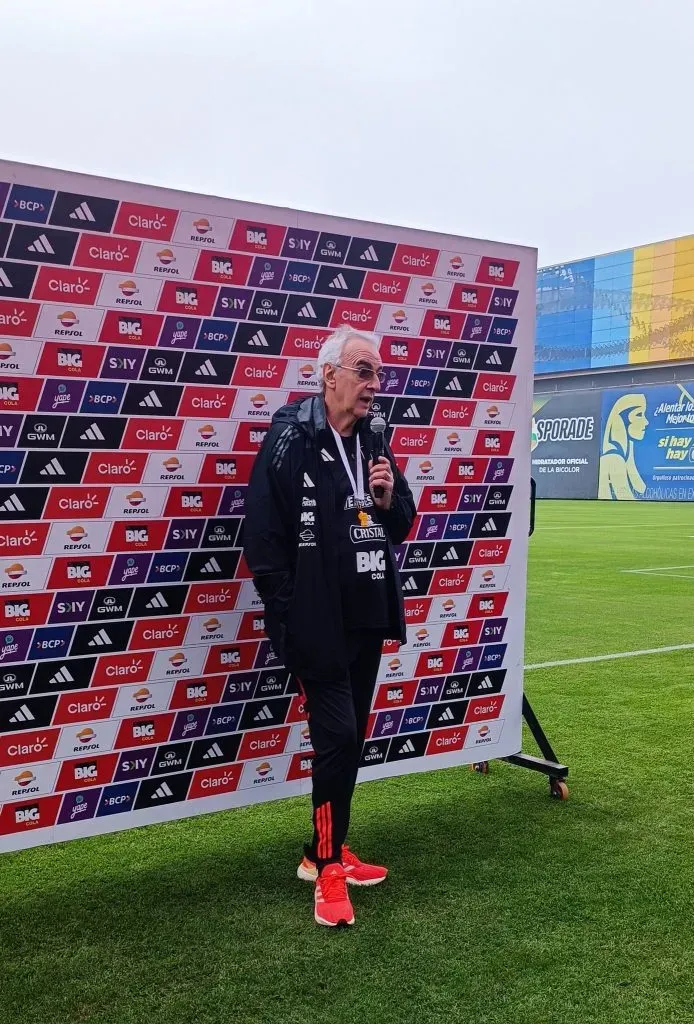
[317,803,325,861]
[325,802,332,861]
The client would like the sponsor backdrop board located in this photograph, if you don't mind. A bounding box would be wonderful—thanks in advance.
[531,391,601,498]
[0,160,536,853]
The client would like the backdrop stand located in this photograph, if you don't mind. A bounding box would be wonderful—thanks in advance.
[470,479,570,799]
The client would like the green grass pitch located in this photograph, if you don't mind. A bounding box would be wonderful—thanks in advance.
[2,499,694,1024]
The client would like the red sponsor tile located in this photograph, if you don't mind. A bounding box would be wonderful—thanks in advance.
[0,592,53,628]
[389,426,435,455]
[372,680,418,710]
[106,520,169,553]
[467,592,509,618]
[445,458,489,484]
[0,524,50,557]
[0,729,59,769]
[282,326,330,358]
[163,486,222,519]
[441,620,483,647]
[98,309,163,347]
[473,374,516,402]
[403,597,432,623]
[73,233,141,272]
[92,651,155,688]
[83,451,147,484]
[113,202,177,241]
[121,418,184,450]
[198,453,255,486]
[432,399,476,428]
[415,648,457,677]
[420,309,465,340]
[231,355,286,390]
[472,430,513,457]
[237,724,290,760]
[47,554,113,590]
[476,257,519,288]
[157,279,219,317]
[184,582,241,614]
[285,694,308,724]
[169,676,226,710]
[0,376,43,411]
[448,283,492,313]
[232,422,269,452]
[55,752,119,791]
[229,220,287,255]
[426,725,468,755]
[115,713,176,748]
[236,610,266,642]
[203,641,259,675]
[32,266,102,305]
[330,299,380,331]
[53,688,118,726]
[0,300,40,337]
[380,336,424,366]
[361,272,409,304]
[464,695,504,723]
[418,485,462,514]
[429,568,473,595]
[193,249,253,285]
[43,487,110,521]
[189,763,243,798]
[178,385,235,420]
[390,243,439,276]
[286,752,313,781]
[0,794,62,834]
[37,342,105,379]
[470,539,511,564]
[129,617,190,651]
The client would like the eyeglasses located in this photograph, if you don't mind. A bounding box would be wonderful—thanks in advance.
[334,362,386,385]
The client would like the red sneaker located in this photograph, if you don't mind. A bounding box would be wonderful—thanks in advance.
[298,845,388,886]
[314,863,354,927]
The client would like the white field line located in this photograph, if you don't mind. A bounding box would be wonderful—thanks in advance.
[526,643,694,670]
[539,524,693,531]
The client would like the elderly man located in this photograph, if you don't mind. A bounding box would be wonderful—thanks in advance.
[242,324,415,927]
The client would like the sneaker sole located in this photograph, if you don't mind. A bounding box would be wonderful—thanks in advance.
[314,909,355,927]
[299,864,387,886]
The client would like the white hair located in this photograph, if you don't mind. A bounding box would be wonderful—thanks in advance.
[316,325,381,390]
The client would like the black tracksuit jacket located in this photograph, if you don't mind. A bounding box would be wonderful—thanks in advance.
[241,395,416,683]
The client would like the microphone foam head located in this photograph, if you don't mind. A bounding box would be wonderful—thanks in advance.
[370,415,387,435]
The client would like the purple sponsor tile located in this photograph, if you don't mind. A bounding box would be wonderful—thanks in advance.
[222,673,257,702]
[38,379,85,413]
[113,747,157,784]
[0,183,9,214]
[0,414,23,446]
[421,339,451,367]
[158,316,200,349]
[459,485,487,510]
[373,709,404,738]
[417,515,447,541]
[280,228,319,260]
[489,317,517,344]
[461,315,492,342]
[490,289,518,316]
[213,287,253,320]
[481,618,508,643]
[48,590,94,625]
[455,646,483,673]
[165,519,204,550]
[254,640,283,670]
[479,644,506,671]
[57,788,101,825]
[414,677,445,704]
[0,628,33,665]
[484,459,513,485]
[381,366,408,396]
[171,708,210,741]
[109,553,153,587]
[248,257,287,289]
[392,545,405,570]
[101,346,146,381]
[220,486,247,516]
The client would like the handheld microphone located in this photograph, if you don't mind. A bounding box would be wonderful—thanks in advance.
[369,416,387,499]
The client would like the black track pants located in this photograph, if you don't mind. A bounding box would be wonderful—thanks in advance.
[297,630,383,870]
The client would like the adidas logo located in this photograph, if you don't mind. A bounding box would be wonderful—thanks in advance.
[39,457,66,477]
[398,739,415,754]
[69,201,96,223]
[195,359,217,377]
[0,268,12,288]
[478,676,493,690]
[442,546,459,561]
[445,377,463,392]
[248,330,269,347]
[200,556,222,574]
[49,665,74,686]
[139,390,163,409]
[0,494,24,513]
[88,628,112,648]
[9,704,35,724]
[303,473,315,488]
[203,742,224,760]
[253,705,273,722]
[438,707,455,722]
[402,403,420,419]
[28,234,55,255]
[146,592,168,610]
[402,576,418,592]
[320,448,335,462]
[80,423,105,442]
[151,781,174,800]
[486,350,502,366]
[481,517,497,532]
[329,273,349,290]
[297,302,317,319]
[360,245,378,262]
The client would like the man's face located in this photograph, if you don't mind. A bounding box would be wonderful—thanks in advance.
[326,338,383,420]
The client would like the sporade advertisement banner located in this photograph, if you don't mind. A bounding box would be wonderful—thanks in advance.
[0,160,536,852]
[531,391,601,498]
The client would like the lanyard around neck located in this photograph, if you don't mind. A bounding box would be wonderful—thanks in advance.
[328,424,365,504]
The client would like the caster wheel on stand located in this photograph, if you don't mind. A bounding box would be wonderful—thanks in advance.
[470,761,490,775]
[550,779,569,800]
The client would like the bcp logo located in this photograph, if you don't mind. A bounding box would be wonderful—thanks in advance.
[73,233,140,272]
[113,202,176,241]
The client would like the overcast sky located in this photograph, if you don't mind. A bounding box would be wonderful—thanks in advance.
[3,0,692,267]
